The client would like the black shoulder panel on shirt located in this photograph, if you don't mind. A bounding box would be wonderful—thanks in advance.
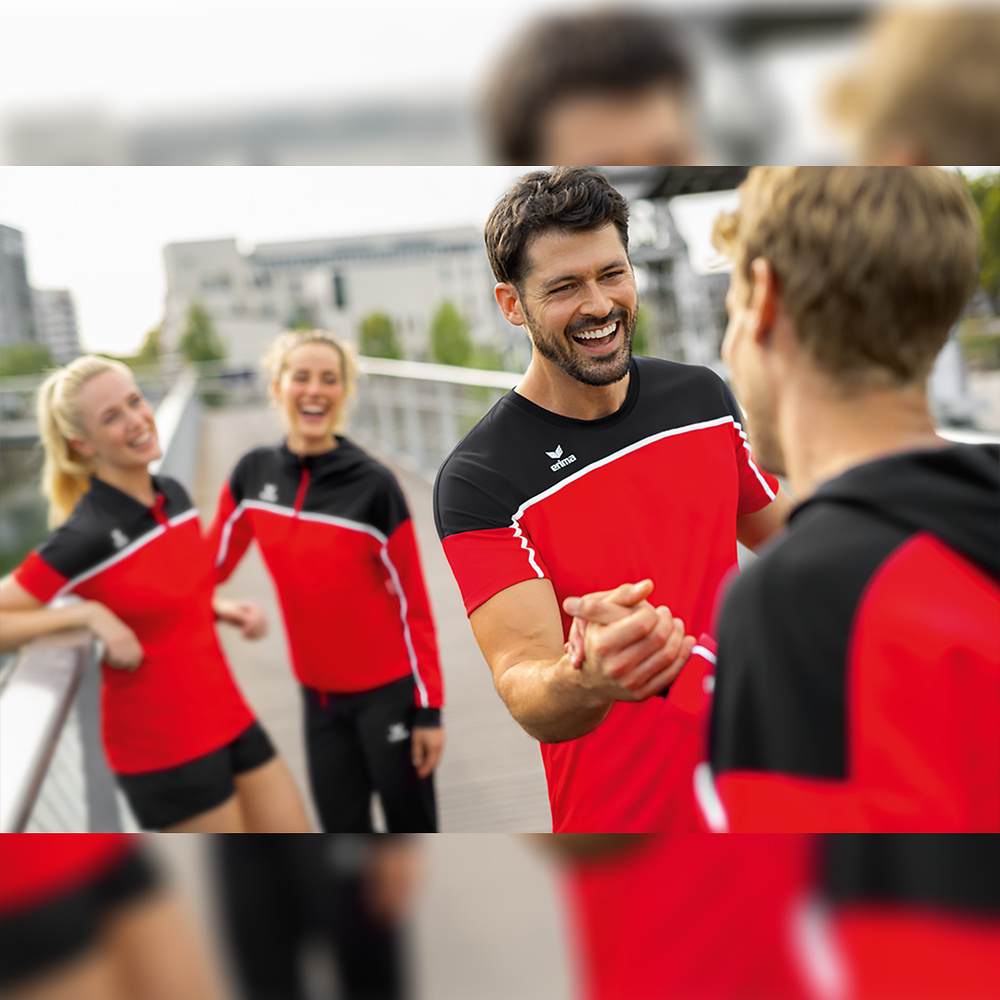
[34,478,179,582]
[434,358,738,541]
[821,834,1000,915]
[229,441,411,539]
[710,502,912,779]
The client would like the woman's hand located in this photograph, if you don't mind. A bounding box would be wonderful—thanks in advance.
[213,598,268,640]
[411,726,445,779]
[85,602,144,671]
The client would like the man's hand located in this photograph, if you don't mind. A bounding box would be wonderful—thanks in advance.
[411,726,445,778]
[213,598,268,640]
[563,580,695,699]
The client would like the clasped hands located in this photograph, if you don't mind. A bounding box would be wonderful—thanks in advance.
[562,579,695,702]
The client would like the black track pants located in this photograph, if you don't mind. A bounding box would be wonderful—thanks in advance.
[214,837,405,1000]
[302,677,438,833]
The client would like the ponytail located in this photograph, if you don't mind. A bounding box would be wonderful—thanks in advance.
[36,355,134,527]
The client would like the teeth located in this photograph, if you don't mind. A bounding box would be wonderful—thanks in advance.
[575,322,617,340]
[300,407,327,415]
[130,431,152,446]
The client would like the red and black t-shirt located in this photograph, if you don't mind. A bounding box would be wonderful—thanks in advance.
[209,440,442,721]
[704,445,1000,832]
[564,835,814,1000]
[14,477,255,774]
[434,357,778,832]
[0,834,135,914]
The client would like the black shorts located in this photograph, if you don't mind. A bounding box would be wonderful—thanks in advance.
[116,719,276,830]
[0,847,160,989]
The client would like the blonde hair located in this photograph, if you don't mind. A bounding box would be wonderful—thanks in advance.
[828,7,1000,164]
[712,167,981,386]
[260,329,359,434]
[36,355,137,527]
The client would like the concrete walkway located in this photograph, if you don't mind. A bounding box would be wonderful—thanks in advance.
[193,404,552,833]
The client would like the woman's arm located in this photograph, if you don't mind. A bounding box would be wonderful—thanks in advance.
[0,575,143,670]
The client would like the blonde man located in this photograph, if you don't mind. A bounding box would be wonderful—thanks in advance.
[568,167,999,833]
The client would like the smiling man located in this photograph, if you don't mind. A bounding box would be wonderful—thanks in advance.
[433,167,791,833]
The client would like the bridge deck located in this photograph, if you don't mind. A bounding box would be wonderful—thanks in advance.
[194,405,552,832]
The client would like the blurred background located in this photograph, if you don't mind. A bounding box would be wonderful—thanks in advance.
[2,1,998,166]
[3,834,997,999]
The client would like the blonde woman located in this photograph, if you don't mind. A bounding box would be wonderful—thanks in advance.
[209,330,444,832]
[0,356,311,832]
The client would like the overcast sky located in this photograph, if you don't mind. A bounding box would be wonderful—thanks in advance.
[1,167,527,354]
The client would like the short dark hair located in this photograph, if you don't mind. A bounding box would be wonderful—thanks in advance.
[485,167,631,288]
[483,8,693,164]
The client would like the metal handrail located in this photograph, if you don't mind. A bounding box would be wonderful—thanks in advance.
[0,627,95,832]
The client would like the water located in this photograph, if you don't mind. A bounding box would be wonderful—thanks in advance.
[0,441,48,577]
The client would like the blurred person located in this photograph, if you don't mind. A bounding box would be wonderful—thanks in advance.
[0,834,222,1000]
[208,330,444,833]
[798,834,1000,1000]
[433,166,792,832]
[482,7,705,165]
[567,167,999,831]
[213,835,423,1000]
[828,5,1000,165]
[538,834,815,1000]
[0,355,312,833]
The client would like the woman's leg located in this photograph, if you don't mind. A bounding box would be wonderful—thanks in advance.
[159,795,245,833]
[303,688,376,832]
[356,681,438,833]
[234,757,313,832]
[1,953,118,1000]
[102,892,224,1000]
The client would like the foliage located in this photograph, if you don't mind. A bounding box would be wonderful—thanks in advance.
[430,301,473,367]
[469,345,506,371]
[633,306,651,357]
[359,312,403,360]
[133,326,161,366]
[178,303,226,364]
[0,343,54,377]
[965,171,1000,311]
[287,304,317,330]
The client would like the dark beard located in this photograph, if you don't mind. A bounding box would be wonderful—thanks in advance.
[525,306,636,387]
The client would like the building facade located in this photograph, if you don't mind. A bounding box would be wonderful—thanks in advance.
[0,225,37,347]
[32,288,82,365]
[162,227,520,368]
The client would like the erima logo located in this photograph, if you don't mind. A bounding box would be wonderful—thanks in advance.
[546,444,577,472]
[110,529,128,549]
[387,722,410,744]
[259,483,279,502]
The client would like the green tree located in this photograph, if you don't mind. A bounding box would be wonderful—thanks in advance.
[134,326,161,366]
[178,303,226,364]
[0,343,54,377]
[429,301,473,367]
[633,306,651,357]
[359,312,403,359]
[287,304,317,330]
[966,170,1000,311]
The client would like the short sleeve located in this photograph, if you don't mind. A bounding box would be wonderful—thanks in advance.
[13,550,71,603]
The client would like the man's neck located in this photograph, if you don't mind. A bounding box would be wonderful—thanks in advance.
[516,357,631,421]
[781,372,947,499]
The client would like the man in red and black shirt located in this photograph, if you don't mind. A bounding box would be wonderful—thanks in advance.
[434,166,791,832]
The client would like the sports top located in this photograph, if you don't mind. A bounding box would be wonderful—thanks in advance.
[0,834,134,914]
[209,439,442,722]
[13,477,255,774]
[706,444,1000,832]
[435,357,778,831]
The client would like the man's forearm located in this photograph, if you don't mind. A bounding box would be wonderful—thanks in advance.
[496,654,613,743]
